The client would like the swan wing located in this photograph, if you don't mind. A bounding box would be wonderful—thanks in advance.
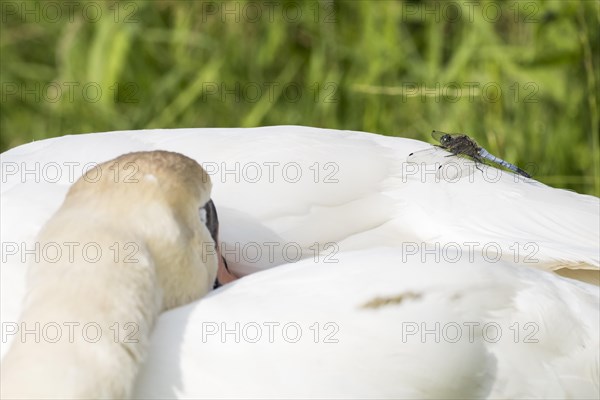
[134,248,600,399]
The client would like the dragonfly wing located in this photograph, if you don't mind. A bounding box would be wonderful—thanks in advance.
[406,146,477,180]
[407,146,443,158]
[431,130,447,142]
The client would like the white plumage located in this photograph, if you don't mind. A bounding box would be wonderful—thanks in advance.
[1,126,598,398]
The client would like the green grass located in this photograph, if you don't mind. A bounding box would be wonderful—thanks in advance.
[1,0,598,196]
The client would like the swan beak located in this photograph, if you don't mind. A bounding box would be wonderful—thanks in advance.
[216,253,237,285]
[202,199,237,288]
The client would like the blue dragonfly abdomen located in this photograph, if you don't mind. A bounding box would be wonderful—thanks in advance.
[478,148,531,178]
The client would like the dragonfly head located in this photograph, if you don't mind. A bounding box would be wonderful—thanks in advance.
[440,134,452,146]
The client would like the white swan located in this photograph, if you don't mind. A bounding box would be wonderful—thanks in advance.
[1,126,598,398]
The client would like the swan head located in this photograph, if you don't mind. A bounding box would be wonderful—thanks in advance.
[55,150,221,309]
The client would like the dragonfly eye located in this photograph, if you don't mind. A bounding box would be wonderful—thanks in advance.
[441,135,451,144]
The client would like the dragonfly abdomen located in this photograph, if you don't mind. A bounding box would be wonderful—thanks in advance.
[478,148,530,177]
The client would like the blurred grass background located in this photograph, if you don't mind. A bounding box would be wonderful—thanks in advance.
[1,0,598,196]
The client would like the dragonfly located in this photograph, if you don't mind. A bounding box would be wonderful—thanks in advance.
[410,130,531,178]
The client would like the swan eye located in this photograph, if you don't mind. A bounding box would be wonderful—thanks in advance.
[200,199,220,244]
